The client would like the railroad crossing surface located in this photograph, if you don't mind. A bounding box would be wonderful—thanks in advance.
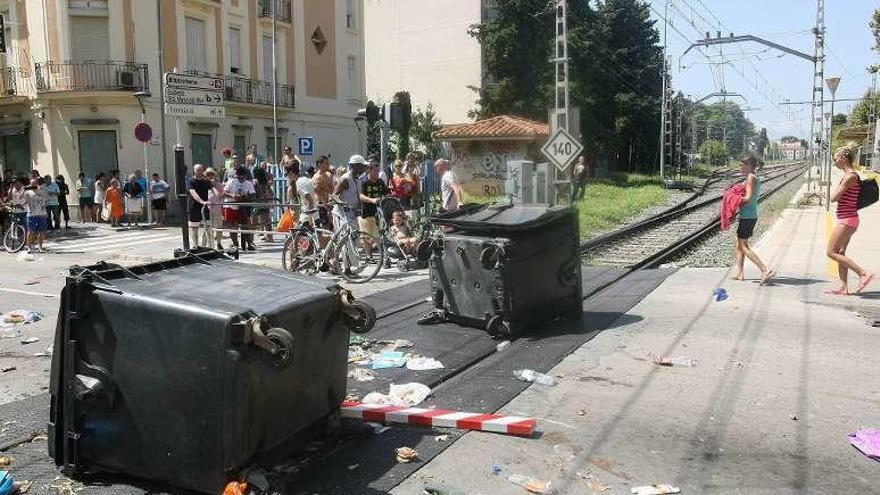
[3,181,880,493]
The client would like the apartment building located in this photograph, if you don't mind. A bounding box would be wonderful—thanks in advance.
[363,0,494,125]
[0,0,365,192]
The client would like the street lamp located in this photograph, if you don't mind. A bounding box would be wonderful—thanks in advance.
[134,90,153,224]
[825,76,841,211]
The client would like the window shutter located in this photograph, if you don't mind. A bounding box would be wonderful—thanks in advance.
[70,16,110,61]
[185,17,206,71]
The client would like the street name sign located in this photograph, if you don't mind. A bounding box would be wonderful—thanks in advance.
[164,72,225,120]
[164,87,224,106]
[541,128,583,173]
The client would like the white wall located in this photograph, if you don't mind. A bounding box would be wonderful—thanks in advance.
[364,0,481,124]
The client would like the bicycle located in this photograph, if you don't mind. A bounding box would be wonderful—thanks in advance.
[282,203,385,283]
[2,206,26,253]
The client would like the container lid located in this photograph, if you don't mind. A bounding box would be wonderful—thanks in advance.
[433,203,574,233]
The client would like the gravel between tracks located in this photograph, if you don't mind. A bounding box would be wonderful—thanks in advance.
[672,174,805,267]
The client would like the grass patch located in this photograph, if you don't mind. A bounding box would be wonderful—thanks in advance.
[576,174,669,238]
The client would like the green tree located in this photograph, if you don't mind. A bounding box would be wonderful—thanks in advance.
[392,91,413,158]
[410,104,444,158]
[699,139,729,167]
[850,90,880,126]
[467,0,555,120]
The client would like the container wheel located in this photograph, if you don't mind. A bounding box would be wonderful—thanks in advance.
[479,246,498,269]
[344,300,376,334]
[264,328,295,370]
[486,315,511,338]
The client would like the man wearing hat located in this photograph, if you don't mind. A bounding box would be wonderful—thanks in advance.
[331,155,367,232]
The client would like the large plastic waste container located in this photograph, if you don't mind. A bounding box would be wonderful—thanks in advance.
[48,250,375,494]
[427,203,582,336]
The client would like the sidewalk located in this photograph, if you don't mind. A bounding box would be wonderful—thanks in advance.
[391,203,880,493]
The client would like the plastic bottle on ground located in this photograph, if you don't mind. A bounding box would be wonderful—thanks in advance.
[507,473,553,494]
[496,340,511,352]
[513,369,557,386]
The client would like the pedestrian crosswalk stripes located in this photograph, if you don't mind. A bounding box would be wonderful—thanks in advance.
[45,231,180,253]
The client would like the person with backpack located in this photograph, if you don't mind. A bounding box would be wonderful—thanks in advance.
[827,145,874,295]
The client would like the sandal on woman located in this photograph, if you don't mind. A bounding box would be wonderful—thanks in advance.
[759,269,776,286]
[856,273,875,294]
[824,288,849,296]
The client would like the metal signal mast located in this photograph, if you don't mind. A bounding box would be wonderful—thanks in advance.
[809,0,826,196]
[554,0,571,133]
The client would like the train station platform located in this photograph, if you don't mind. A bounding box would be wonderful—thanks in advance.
[391,204,880,492]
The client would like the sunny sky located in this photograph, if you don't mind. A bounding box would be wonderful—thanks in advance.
[646,0,878,141]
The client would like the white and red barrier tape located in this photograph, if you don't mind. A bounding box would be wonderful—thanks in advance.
[340,402,537,437]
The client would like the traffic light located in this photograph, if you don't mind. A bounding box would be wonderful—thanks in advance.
[386,101,411,131]
[0,15,7,54]
[357,100,380,124]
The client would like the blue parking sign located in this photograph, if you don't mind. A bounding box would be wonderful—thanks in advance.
[298,137,315,156]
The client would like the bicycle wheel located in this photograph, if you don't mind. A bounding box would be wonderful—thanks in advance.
[3,223,26,253]
[282,229,318,274]
[336,230,385,284]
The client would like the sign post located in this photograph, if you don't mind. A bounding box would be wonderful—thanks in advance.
[134,122,153,224]
[541,128,583,175]
[164,72,225,248]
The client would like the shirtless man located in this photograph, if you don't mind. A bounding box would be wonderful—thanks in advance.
[312,155,335,228]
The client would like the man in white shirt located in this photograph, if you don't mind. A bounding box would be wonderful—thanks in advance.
[332,155,367,232]
[223,166,257,250]
[435,159,462,213]
[149,173,170,225]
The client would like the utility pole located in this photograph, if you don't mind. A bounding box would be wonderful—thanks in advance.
[659,0,668,180]
[810,0,826,196]
[271,0,279,164]
[552,0,572,203]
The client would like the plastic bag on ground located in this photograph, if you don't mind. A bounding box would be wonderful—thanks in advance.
[371,350,408,369]
[347,368,375,382]
[507,473,553,494]
[406,356,444,370]
[849,428,880,461]
[630,485,681,495]
[362,383,431,408]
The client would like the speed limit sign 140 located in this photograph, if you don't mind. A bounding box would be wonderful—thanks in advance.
[541,128,583,173]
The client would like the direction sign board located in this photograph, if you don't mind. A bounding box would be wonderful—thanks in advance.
[164,87,224,106]
[165,105,226,119]
[164,72,225,120]
[298,137,315,156]
[164,73,224,91]
[541,128,583,173]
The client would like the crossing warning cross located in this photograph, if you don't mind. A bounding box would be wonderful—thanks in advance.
[541,128,583,173]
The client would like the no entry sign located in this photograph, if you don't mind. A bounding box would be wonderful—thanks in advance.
[134,122,153,144]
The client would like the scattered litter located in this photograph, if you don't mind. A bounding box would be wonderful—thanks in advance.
[0,472,13,495]
[0,457,9,467]
[513,369,557,386]
[1,310,42,327]
[507,474,553,494]
[383,339,414,349]
[631,485,680,495]
[848,428,880,461]
[552,444,576,461]
[371,351,408,369]
[578,410,587,417]
[347,368,376,382]
[406,356,444,371]
[49,477,78,495]
[652,355,696,367]
[22,280,39,286]
[434,434,449,443]
[496,340,511,352]
[586,480,609,493]
[365,422,390,435]
[0,367,15,374]
[347,464,359,471]
[423,482,467,495]
[712,288,728,302]
[395,446,418,463]
[14,480,32,494]
[492,465,502,475]
[790,414,799,421]
[362,383,432,408]
[222,481,249,495]
[344,393,361,403]
[20,337,39,345]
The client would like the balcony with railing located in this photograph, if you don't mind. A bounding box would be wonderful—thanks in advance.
[0,68,23,97]
[258,0,292,23]
[184,70,295,108]
[34,61,149,93]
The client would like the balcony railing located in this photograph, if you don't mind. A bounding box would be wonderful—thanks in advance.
[184,70,295,108]
[34,61,149,93]
[0,68,22,97]
[258,0,292,23]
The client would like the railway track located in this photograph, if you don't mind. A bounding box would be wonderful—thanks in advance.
[582,161,807,268]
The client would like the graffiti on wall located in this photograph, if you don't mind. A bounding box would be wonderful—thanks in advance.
[452,141,527,196]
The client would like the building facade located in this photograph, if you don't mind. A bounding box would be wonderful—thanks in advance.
[0,0,365,196]
[779,141,807,161]
[363,0,493,125]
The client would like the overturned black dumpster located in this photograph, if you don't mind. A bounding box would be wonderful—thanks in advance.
[48,250,375,494]
[426,203,582,336]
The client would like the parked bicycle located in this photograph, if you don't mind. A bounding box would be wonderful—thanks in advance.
[282,202,385,283]
[2,204,26,253]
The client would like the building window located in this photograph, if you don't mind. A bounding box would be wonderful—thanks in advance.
[69,9,110,62]
[233,134,246,158]
[262,35,273,81]
[347,55,357,100]
[266,135,278,163]
[229,27,242,74]
[185,17,207,71]
[346,0,357,31]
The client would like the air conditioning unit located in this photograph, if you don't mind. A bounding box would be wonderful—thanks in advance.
[117,70,137,89]
[505,160,552,205]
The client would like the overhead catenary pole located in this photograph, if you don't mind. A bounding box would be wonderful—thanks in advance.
[659,0,668,180]
[825,76,840,211]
